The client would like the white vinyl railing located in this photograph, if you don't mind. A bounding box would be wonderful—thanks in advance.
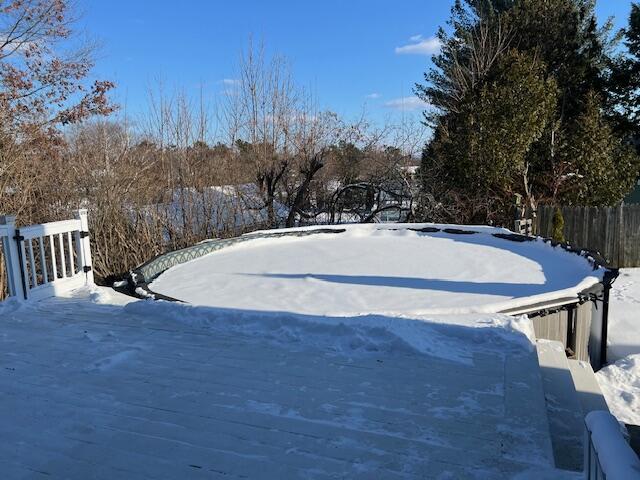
[0,209,93,301]
[585,411,640,480]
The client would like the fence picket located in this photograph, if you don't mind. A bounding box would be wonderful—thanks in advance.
[67,231,75,274]
[58,233,66,278]
[38,236,48,284]
[27,241,37,288]
[49,235,57,280]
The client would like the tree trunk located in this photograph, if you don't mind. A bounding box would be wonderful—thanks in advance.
[286,158,323,228]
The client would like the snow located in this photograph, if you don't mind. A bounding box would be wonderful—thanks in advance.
[597,354,640,425]
[148,184,288,236]
[250,221,511,236]
[0,289,569,478]
[124,300,535,366]
[0,296,22,315]
[608,268,640,362]
[595,268,640,426]
[150,224,604,316]
[82,284,138,306]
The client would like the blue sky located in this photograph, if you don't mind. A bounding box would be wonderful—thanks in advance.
[79,0,636,129]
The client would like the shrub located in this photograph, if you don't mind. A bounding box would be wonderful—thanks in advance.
[552,207,565,243]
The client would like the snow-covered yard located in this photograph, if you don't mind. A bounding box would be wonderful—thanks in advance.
[596,268,640,425]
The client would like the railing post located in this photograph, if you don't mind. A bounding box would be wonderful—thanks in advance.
[0,215,26,300]
[74,209,94,285]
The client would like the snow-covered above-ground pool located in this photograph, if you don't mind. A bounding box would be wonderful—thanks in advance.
[596,268,640,425]
[149,224,604,316]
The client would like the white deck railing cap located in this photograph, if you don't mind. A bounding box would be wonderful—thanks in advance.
[586,410,640,479]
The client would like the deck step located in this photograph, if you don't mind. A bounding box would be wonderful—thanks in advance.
[536,339,585,472]
[567,359,609,415]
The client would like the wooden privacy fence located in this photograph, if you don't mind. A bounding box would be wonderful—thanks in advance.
[535,204,640,268]
[0,209,94,301]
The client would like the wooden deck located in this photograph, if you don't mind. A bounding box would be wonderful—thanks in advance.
[0,293,568,479]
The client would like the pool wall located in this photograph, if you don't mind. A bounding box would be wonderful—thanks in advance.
[505,278,614,369]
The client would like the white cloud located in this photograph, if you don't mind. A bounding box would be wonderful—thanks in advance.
[219,78,240,96]
[384,96,429,111]
[366,92,381,99]
[395,35,441,56]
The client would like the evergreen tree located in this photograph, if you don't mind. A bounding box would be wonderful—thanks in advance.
[609,3,640,146]
[552,208,565,243]
[420,46,557,222]
[417,0,640,224]
[503,0,614,120]
[560,91,639,205]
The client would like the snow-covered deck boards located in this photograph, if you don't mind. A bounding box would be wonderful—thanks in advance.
[1,294,562,479]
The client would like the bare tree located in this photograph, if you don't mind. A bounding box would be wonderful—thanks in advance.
[0,0,115,133]
[222,40,298,227]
